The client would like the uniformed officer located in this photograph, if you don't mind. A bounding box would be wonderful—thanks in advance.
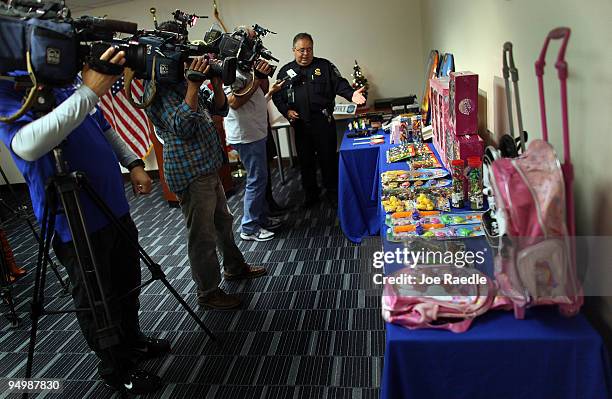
[273,33,366,209]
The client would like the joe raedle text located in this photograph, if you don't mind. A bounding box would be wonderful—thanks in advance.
[372,272,488,286]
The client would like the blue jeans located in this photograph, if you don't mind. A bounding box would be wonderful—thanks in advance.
[233,138,269,234]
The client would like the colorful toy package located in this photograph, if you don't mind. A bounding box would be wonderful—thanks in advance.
[386,144,416,163]
[408,146,442,169]
[381,187,452,213]
[386,211,483,228]
[387,223,484,242]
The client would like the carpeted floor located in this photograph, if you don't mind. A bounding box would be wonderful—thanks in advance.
[0,167,383,399]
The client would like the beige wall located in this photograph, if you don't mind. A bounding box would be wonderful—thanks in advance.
[79,0,424,103]
[420,0,612,329]
[0,0,424,182]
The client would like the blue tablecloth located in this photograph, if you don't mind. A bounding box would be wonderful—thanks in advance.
[382,308,612,399]
[338,131,383,242]
[374,141,612,399]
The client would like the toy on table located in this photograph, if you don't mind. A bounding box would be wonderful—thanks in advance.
[416,192,451,212]
[387,223,484,242]
[386,144,416,163]
[408,145,442,169]
[382,195,411,213]
[386,211,483,227]
[451,159,466,209]
[423,178,451,188]
[381,169,448,183]
[467,157,484,210]
[352,135,385,146]
[412,115,423,146]
[381,186,452,214]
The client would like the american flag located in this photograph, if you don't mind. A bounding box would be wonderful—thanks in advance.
[98,76,153,159]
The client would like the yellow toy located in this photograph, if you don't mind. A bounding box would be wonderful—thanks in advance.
[416,194,435,211]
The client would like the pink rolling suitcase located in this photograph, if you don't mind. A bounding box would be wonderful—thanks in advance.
[488,27,583,318]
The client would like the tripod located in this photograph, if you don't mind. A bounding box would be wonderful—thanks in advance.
[24,147,216,396]
[0,163,70,295]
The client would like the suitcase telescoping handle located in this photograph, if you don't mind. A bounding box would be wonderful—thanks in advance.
[535,27,575,237]
[503,42,526,153]
[535,27,571,159]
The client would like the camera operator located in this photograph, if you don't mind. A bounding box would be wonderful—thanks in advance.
[223,26,286,242]
[0,47,169,394]
[145,21,266,310]
[273,33,366,209]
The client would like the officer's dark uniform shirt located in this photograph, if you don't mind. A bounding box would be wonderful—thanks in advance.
[273,57,355,123]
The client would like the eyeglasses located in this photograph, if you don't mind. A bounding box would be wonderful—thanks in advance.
[294,47,313,55]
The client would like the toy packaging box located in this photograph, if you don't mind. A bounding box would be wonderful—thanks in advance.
[430,76,450,157]
[430,72,481,169]
[444,133,484,170]
[449,71,479,136]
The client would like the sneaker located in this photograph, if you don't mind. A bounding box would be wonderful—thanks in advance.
[130,336,171,361]
[263,217,283,231]
[198,288,241,310]
[103,369,162,395]
[240,228,275,242]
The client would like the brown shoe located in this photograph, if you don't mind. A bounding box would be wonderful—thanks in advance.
[198,289,241,310]
[223,265,267,281]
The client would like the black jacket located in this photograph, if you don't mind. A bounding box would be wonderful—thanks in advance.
[272,57,355,122]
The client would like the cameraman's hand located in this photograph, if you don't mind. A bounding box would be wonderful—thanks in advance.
[269,79,285,95]
[130,166,152,196]
[186,57,210,87]
[255,60,272,79]
[82,46,125,97]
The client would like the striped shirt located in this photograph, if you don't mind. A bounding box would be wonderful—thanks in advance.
[145,82,228,194]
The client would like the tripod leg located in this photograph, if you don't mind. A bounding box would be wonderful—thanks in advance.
[24,217,70,294]
[158,276,216,341]
[79,177,217,341]
[24,203,55,382]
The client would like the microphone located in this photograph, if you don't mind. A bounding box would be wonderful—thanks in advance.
[76,16,138,34]
[90,18,138,34]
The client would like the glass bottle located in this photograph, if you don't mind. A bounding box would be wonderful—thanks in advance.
[467,157,484,210]
[451,159,465,209]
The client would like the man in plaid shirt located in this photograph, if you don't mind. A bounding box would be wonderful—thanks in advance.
[146,21,266,310]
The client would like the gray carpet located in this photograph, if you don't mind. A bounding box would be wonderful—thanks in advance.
[0,168,383,398]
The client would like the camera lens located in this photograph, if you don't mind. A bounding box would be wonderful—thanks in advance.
[124,43,147,72]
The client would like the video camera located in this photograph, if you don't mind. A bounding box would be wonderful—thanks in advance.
[103,8,278,107]
[0,0,140,121]
[0,0,138,85]
[201,23,279,78]
[0,1,279,119]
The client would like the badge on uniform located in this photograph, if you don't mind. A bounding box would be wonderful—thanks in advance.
[314,68,321,76]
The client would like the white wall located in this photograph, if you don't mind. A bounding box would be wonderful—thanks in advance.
[0,0,424,183]
[79,0,424,171]
[79,0,424,103]
[420,0,612,329]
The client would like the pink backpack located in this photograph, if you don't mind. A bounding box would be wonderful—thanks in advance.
[381,265,509,333]
[483,27,582,319]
